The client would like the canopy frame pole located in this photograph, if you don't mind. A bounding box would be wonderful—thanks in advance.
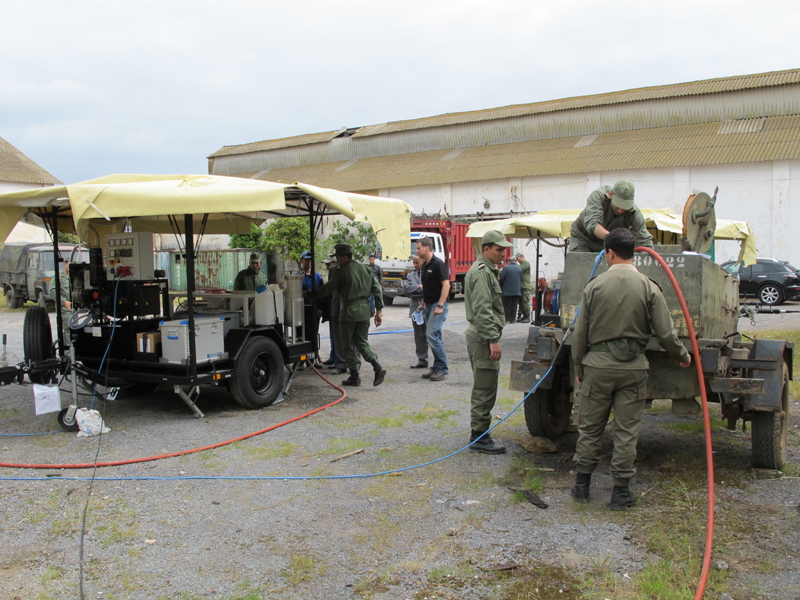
[306,196,318,355]
[534,236,542,326]
[50,207,66,359]
[184,214,198,383]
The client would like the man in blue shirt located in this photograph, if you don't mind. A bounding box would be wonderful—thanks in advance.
[300,251,325,364]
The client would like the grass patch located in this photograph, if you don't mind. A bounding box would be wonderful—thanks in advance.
[320,437,372,456]
[241,440,300,460]
[279,553,324,585]
[663,417,726,434]
[41,565,64,584]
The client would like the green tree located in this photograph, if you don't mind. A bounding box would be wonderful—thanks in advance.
[228,222,264,250]
[320,220,377,262]
[57,231,80,244]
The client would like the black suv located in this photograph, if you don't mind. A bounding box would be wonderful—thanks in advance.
[722,258,800,305]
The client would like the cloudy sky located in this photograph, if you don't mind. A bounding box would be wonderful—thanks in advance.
[2,0,798,184]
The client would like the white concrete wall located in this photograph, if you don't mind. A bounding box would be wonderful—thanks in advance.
[0,181,51,243]
[379,159,800,280]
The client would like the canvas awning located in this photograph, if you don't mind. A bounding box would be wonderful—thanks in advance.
[466,208,756,265]
[0,174,414,260]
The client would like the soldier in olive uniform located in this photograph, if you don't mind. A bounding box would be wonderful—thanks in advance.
[569,181,654,253]
[308,244,386,387]
[571,229,691,510]
[464,230,512,454]
[515,253,532,323]
[233,253,268,291]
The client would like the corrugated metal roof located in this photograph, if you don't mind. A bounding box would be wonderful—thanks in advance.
[0,136,61,185]
[352,68,800,138]
[209,129,342,158]
[245,115,800,192]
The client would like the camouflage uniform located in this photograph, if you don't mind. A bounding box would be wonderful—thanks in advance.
[48,267,72,347]
[571,264,690,486]
[233,268,267,291]
[517,259,532,321]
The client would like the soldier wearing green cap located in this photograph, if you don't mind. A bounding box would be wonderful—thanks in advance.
[568,181,654,253]
[463,229,512,454]
[307,243,386,387]
[233,252,268,291]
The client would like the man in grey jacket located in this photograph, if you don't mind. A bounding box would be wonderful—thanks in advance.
[402,255,429,369]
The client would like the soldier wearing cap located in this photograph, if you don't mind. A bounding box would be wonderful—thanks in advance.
[569,181,654,253]
[463,229,512,454]
[233,252,268,291]
[307,243,386,387]
[570,229,691,510]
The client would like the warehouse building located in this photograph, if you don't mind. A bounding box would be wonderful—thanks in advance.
[0,136,61,243]
[208,68,800,273]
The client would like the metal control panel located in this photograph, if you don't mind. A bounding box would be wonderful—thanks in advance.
[105,232,154,279]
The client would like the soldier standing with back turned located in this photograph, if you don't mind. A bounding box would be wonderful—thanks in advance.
[307,243,386,387]
[570,229,691,510]
[464,230,512,454]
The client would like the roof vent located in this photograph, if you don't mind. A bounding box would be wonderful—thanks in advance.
[717,118,766,134]
[574,134,598,148]
[334,127,362,138]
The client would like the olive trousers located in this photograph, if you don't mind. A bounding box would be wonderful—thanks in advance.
[466,332,500,433]
[339,319,377,370]
[574,366,649,486]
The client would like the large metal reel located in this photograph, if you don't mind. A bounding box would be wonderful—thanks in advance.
[523,368,573,439]
[681,189,717,254]
[751,361,789,470]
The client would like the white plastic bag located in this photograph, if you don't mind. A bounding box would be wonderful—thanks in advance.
[75,408,111,437]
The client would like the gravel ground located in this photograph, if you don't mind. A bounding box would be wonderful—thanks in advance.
[1,299,798,600]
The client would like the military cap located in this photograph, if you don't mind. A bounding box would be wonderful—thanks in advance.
[611,180,635,211]
[481,230,512,248]
[333,243,353,255]
[249,252,261,262]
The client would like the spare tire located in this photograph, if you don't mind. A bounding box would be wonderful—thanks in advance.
[23,306,56,384]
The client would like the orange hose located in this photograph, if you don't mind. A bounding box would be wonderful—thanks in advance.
[637,247,715,600]
[0,365,346,470]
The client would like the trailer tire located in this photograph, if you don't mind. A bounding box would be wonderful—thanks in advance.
[524,370,573,439]
[23,306,56,384]
[230,336,284,409]
[57,408,80,432]
[751,362,789,470]
[382,294,394,306]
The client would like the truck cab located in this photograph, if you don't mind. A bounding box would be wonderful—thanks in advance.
[377,231,445,304]
[1,242,88,309]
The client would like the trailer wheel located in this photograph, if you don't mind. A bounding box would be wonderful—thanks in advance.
[23,306,56,384]
[751,362,789,470]
[231,336,284,409]
[57,408,80,432]
[382,294,394,306]
[524,370,573,439]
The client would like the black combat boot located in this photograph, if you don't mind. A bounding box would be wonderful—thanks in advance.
[370,359,386,386]
[609,485,638,511]
[341,368,361,387]
[469,431,506,454]
[571,472,591,502]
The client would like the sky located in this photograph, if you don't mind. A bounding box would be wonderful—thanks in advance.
[1,0,799,185]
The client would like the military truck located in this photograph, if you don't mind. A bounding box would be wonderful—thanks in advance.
[0,242,88,309]
[508,192,792,470]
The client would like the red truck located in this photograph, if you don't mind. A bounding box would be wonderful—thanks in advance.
[378,217,511,304]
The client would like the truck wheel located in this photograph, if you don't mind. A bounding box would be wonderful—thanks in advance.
[5,289,20,309]
[382,294,394,306]
[23,306,56,384]
[524,370,573,439]
[751,362,789,470]
[230,336,284,409]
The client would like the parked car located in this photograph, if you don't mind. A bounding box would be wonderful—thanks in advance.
[721,258,800,305]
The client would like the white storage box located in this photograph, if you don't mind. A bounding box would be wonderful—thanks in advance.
[159,317,227,365]
[254,286,284,326]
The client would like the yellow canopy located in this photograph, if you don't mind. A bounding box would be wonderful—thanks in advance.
[466,208,756,265]
[0,174,413,260]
